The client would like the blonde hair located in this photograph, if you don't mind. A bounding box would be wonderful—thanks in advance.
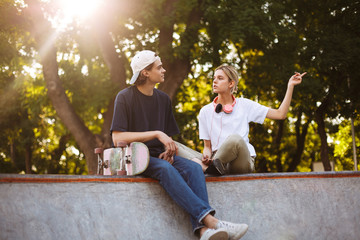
[215,65,239,93]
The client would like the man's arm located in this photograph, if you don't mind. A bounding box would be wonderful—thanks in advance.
[112,130,178,163]
[112,131,160,145]
[266,72,306,120]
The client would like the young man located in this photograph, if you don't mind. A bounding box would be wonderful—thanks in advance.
[110,50,248,240]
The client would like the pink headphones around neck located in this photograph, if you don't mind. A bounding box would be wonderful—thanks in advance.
[213,95,236,114]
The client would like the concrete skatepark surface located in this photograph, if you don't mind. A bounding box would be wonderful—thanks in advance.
[1,171,359,240]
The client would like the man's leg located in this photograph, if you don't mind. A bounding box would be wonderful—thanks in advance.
[172,156,250,239]
[171,155,210,204]
[143,156,214,232]
[213,134,254,174]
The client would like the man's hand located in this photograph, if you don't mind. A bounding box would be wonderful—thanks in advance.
[157,131,178,164]
[157,131,177,156]
[159,152,174,164]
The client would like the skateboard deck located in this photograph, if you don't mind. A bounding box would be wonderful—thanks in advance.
[95,142,149,176]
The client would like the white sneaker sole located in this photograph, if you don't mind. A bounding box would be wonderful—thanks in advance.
[230,224,248,240]
[210,230,228,240]
[200,228,229,240]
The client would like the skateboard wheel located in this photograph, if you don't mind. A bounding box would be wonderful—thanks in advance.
[116,141,127,148]
[104,160,109,168]
[94,148,103,154]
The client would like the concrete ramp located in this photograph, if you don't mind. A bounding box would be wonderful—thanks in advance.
[1,172,359,240]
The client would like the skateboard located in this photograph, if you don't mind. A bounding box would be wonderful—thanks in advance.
[94,141,149,176]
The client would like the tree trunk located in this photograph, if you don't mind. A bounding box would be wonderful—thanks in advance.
[25,0,130,173]
[92,17,127,148]
[256,157,269,173]
[25,0,99,174]
[158,0,204,100]
[273,120,284,172]
[48,134,70,174]
[100,100,116,148]
[42,48,99,173]
[10,141,16,169]
[315,96,332,171]
[287,111,310,172]
[25,144,32,174]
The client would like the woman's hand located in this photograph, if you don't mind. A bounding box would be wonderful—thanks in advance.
[202,147,213,166]
[288,72,307,87]
[266,71,307,120]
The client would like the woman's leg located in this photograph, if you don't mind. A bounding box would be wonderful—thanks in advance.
[175,141,208,171]
[175,141,203,159]
[213,134,254,174]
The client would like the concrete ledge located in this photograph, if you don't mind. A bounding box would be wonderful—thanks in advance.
[2,171,359,183]
[1,172,360,240]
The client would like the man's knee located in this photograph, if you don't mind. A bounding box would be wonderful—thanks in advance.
[146,158,174,179]
[188,160,203,174]
[176,156,203,172]
[156,162,177,181]
[184,161,205,183]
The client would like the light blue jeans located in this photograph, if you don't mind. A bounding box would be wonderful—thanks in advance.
[143,155,215,232]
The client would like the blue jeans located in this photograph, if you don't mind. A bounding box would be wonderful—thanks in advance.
[143,155,215,232]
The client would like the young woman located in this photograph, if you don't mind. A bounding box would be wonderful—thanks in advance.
[177,65,306,175]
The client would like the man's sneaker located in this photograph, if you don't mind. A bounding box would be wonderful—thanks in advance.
[212,159,226,175]
[216,220,248,240]
[200,228,228,240]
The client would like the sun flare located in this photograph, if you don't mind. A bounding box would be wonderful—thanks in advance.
[59,0,101,20]
[49,0,102,31]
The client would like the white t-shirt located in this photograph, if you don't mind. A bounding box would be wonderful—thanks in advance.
[198,97,269,157]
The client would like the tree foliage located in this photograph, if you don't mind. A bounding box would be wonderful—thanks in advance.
[0,0,359,174]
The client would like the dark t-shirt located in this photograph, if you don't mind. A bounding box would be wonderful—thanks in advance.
[110,86,180,157]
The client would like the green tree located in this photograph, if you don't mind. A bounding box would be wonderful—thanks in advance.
[1,0,359,174]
